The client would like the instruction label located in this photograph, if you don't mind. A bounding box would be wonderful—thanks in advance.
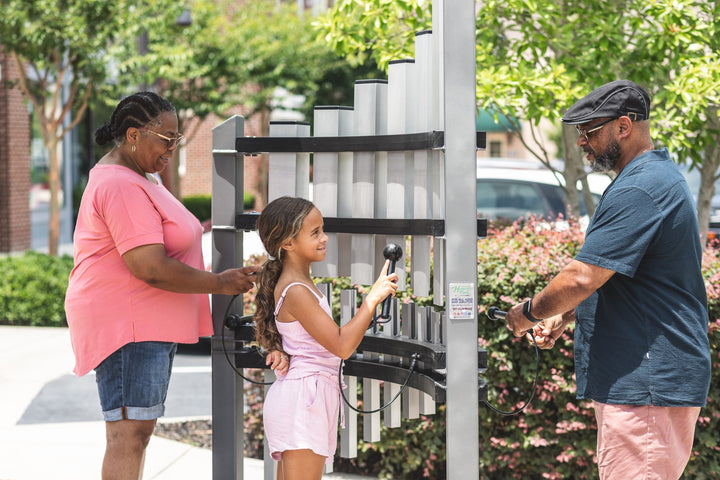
[448,282,475,320]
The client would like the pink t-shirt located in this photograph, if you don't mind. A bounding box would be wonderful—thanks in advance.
[65,164,212,376]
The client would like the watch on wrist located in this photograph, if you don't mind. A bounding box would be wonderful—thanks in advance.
[523,298,542,323]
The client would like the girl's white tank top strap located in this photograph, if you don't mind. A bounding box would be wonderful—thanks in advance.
[274,282,325,317]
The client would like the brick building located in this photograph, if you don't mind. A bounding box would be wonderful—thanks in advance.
[180,107,267,209]
[0,46,31,253]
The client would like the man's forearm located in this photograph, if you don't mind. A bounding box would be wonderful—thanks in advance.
[530,260,614,320]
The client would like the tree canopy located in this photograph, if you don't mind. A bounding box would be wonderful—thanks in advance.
[1,0,382,252]
[0,0,140,255]
[317,0,720,238]
[108,0,382,199]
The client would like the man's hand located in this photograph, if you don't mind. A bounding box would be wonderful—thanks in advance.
[530,314,568,349]
[505,302,538,337]
[533,310,575,350]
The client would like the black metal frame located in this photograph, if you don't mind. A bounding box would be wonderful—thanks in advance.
[235,130,487,155]
[221,315,488,402]
[235,213,488,238]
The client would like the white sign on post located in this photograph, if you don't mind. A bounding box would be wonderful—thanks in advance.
[447,282,475,320]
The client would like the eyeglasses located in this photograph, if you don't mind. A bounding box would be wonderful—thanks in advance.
[575,118,617,140]
[142,128,184,149]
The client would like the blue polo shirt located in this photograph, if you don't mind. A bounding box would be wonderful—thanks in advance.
[574,148,711,406]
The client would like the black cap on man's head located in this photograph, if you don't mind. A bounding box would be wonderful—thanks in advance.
[561,80,651,125]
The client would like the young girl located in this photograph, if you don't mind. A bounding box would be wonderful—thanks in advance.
[254,196,399,480]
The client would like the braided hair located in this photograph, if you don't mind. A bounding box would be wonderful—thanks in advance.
[94,91,175,146]
[253,196,316,352]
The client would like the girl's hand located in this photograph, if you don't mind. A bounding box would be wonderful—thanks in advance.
[266,350,289,376]
[366,259,399,308]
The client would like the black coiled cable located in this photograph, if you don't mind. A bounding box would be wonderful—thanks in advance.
[338,353,418,414]
[484,307,540,416]
[222,294,274,385]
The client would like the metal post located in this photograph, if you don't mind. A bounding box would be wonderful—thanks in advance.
[439,0,479,478]
[340,290,358,458]
[211,115,246,480]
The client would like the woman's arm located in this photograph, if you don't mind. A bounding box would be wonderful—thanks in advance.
[122,244,258,295]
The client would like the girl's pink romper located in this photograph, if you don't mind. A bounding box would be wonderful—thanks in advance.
[262,282,343,464]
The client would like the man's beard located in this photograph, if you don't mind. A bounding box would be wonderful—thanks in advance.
[589,139,621,173]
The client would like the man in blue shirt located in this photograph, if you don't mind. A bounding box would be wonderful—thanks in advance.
[504,80,711,480]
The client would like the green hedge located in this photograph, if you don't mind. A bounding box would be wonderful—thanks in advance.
[182,193,256,223]
[0,252,73,327]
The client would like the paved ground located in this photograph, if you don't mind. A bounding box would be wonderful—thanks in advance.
[0,326,374,480]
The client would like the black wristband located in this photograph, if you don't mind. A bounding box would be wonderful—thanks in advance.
[522,298,542,323]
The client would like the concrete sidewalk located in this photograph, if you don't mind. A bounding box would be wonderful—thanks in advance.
[0,326,372,480]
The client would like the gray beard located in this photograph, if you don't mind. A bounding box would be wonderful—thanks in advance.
[590,140,621,173]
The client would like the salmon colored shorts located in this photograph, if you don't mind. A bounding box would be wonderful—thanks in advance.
[592,401,700,480]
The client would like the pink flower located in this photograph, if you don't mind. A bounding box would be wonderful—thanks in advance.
[556,449,574,463]
[529,436,550,447]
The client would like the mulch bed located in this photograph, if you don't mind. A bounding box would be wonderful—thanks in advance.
[153,419,379,477]
[154,419,213,449]
[156,419,379,480]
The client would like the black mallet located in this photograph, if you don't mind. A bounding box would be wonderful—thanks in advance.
[379,243,402,319]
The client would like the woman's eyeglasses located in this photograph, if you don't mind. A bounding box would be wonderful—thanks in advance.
[142,128,184,149]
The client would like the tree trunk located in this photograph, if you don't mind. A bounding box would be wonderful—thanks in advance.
[696,159,717,245]
[579,174,596,217]
[159,149,181,199]
[696,109,720,245]
[159,114,193,200]
[47,137,60,256]
[560,123,587,218]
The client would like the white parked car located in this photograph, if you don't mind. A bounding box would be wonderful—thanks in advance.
[677,164,720,241]
[476,159,611,223]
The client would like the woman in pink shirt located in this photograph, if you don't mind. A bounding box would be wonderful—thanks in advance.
[65,92,287,480]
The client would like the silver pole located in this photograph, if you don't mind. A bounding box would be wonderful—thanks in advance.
[440,0,479,478]
[211,115,246,479]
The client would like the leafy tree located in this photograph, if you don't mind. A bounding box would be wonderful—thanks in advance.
[116,0,381,202]
[632,2,720,242]
[317,0,720,237]
[314,0,431,70]
[106,0,261,197]
[217,0,383,204]
[317,0,598,216]
[0,0,138,255]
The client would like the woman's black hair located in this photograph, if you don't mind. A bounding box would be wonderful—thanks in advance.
[94,91,176,146]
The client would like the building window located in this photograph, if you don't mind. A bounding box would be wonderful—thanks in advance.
[489,141,502,157]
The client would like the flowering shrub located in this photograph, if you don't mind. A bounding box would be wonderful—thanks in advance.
[474,218,598,479]
[240,217,720,479]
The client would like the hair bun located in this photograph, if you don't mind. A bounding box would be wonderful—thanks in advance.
[94,121,114,146]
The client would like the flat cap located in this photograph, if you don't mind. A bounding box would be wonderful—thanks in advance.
[561,80,651,125]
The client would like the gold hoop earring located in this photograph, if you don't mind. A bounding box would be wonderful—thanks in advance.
[131,144,136,152]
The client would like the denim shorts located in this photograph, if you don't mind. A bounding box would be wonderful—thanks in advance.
[94,341,177,421]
